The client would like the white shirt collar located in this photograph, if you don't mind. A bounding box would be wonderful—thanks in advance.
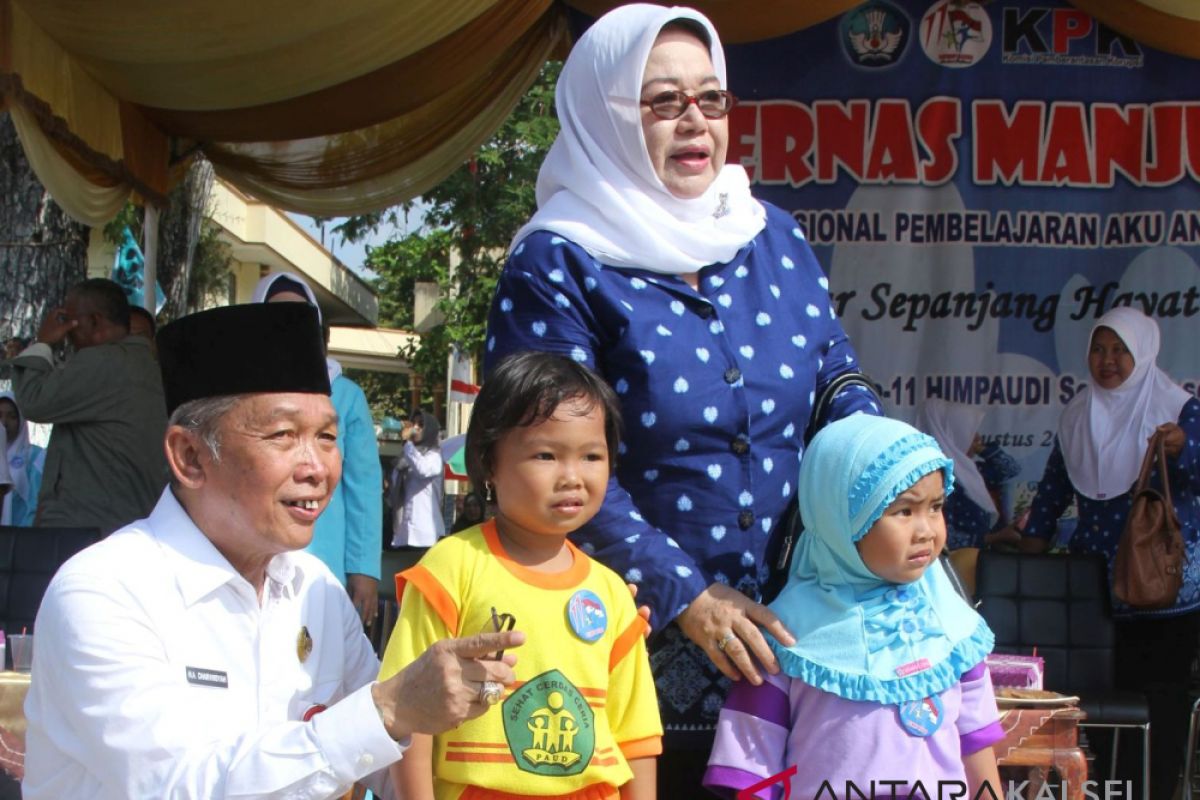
[143,489,306,606]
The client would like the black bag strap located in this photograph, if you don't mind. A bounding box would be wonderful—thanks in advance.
[763,371,884,602]
[804,370,883,444]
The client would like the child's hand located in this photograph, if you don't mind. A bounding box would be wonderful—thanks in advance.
[676,583,796,685]
[627,582,652,637]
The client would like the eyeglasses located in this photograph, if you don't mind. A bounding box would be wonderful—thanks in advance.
[640,89,737,120]
[477,606,516,660]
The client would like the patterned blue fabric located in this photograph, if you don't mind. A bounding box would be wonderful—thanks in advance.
[768,415,993,705]
[484,203,880,735]
[1024,397,1200,618]
[945,443,1020,550]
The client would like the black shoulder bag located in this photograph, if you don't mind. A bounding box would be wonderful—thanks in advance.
[760,371,881,603]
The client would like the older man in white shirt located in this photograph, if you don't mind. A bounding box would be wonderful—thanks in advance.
[22,303,522,799]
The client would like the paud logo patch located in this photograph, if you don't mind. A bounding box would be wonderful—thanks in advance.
[501,669,595,776]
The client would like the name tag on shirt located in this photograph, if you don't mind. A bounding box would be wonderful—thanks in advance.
[186,666,229,688]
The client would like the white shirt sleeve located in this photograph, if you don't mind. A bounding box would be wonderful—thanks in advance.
[402,441,443,478]
[24,568,406,799]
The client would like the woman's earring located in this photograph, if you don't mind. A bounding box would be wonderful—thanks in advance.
[484,481,496,504]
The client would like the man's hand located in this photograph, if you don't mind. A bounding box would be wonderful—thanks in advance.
[984,526,1022,548]
[36,307,77,346]
[373,630,525,739]
[676,583,796,685]
[347,574,378,626]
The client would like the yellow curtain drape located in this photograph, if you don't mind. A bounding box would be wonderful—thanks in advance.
[9,105,129,226]
[5,0,1200,223]
[564,0,862,43]
[204,10,565,216]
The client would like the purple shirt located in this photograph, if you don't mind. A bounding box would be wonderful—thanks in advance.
[704,662,1003,800]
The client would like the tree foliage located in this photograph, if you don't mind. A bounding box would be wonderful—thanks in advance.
[338,61,562,414]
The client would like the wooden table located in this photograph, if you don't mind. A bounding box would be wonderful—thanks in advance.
[996,706,1088,800]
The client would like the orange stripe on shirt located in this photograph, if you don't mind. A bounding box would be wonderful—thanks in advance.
[445,751,515,763]
[445,741,511,749]
[459,781,619,800]
[619,735,663,759]
[609,615,648,671]
[397,564,459,634]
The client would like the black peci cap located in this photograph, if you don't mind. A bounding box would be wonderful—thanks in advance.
[156,303,330,415]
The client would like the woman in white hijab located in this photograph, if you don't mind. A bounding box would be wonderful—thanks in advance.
[916,398,1020,549]
[484,5,879,789]
[0,391,38,526]
[1018,306,1200,798]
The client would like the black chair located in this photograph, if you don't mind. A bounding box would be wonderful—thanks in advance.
[0,525,102,636]
[974,550,1151,799]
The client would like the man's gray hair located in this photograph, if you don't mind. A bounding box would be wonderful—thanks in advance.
[168,395,245,462]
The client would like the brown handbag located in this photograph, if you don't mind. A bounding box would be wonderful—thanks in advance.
[1113,431,1187,609]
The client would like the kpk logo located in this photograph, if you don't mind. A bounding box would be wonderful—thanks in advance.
[840,2,910,69]
[920,1,992,68]
[1000,7,1142,68]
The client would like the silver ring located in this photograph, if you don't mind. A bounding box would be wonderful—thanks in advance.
[716,632,736,652]
[478,680,503,706]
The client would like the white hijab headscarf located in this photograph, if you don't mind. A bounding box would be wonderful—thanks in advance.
[250,272,342,383]
[510,4,765,274]
[1059,307,1190,500]
[916,398,996,518]
[0,392,27,525]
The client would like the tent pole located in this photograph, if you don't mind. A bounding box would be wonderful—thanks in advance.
[143,205,159,312]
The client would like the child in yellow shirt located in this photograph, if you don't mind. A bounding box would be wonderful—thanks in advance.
[379,351,661,800]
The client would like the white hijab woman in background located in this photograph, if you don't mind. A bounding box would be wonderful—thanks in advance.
[916,398,1020,550]
[0,391,41,526]
[390,410,445,549]
[252,273,384,626]
[1018,306,1200,799]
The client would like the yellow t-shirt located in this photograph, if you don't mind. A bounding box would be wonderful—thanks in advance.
[379,521,662,800]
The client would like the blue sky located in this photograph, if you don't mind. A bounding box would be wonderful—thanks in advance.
[288,208,427,279]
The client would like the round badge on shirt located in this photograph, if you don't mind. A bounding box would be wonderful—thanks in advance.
[898,695,943,737]
[566,589,607,642]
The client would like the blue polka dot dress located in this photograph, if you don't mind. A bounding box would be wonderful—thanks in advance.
[485,203,880,738]
[1024,398,1200,618]
[945,443,1020,550]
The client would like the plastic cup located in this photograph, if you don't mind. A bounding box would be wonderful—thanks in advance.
[9,634,32,672]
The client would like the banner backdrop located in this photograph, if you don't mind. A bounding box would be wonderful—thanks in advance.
[724,0,1200,524]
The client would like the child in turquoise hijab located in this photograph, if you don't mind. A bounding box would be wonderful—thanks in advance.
[705,415,1003,799]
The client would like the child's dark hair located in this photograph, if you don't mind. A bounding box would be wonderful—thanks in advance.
[466,351,622,490]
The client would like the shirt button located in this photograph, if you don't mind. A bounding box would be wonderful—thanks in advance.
[731,437,750,456]
[697,305,714,319]
[358,753,375,768]
[724,367,741,384]
[738,511,755,530]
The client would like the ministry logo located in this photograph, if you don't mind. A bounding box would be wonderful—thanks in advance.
[841,2,910,69]
[920,0,993,68]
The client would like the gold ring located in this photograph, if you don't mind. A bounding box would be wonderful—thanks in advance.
[479,681,503,706]
[716,632,736,652]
